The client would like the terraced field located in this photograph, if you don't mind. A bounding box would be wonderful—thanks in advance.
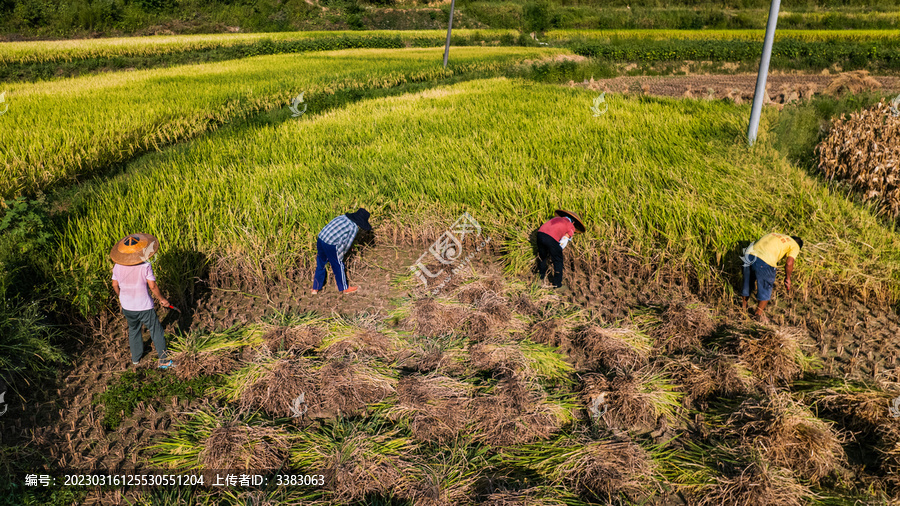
[2,37,900,506]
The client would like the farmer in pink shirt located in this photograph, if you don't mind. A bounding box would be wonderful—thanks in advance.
[536,210,586,288]
[110,233,173,369]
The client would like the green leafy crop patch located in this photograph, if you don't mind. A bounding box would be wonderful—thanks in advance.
[93,369,223,430]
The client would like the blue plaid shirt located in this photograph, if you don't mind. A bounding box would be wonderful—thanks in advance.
[318,215,359,259]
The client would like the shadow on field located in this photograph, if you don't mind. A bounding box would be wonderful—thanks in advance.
[156,248,210,334]
[721,239,753,294]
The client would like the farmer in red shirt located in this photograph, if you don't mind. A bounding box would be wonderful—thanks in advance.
[536,210,586,288]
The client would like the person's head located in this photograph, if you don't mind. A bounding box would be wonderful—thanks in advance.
[791,236,803,250]
[346,208,372,231]
[110,233,159,265]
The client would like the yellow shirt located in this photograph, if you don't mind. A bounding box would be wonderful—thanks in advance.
[747,233,801,268]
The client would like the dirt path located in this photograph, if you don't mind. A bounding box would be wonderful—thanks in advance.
[571,72,900,104]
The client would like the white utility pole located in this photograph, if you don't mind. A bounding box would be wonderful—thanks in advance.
[443,0,456,68]
[747,0,781,146]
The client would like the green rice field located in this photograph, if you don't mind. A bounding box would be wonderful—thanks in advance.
[0,46,560,200]
[3,28,900,506]
[54,67,900,313]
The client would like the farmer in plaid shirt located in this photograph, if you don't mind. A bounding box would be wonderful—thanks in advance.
[311,208,372,295]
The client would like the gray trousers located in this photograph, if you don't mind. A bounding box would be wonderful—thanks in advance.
[123,308,167,362]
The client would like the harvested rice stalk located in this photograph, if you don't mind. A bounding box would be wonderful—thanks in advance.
[882,439,900,487]
[320,328,399,361]
[469,342,527,377]
[504,436,655,503]
[392,374,472,444]
[201,424,290,471]
[174,352,240,381]
[806,383,896,436]
[469,341,572,385]
[573,325,650,371]
[528,310,584,349]
[481,486,571,506]
[149,407,291,472]
[651,301,716,354]
[290,420,419,503]
[463,310,509,342]
[693,461,813,506]
[529,319,566,348]
[222,354,396,419]
[317,357,397,418]
[665,354,753,409]
[168,325,264,380]
[261,324,325,354]
[217,358,274,404]
[726,392,846,483]
[470,375,573,446]
[823,70,883,96]
[237,357,319,418]
[407,444,489,506]
[580,367,683,431]
[455,276,506,305]
[396,331,470,375]
[518,340,574,386]
[735,325,819,387]
[511,294,541,317]
[401,298,470,338]
[804,383,900,486]
[458,286,527,342]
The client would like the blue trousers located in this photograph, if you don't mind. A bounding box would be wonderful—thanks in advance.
[313,238,348,292]
[742,255,777,302]
[123,308,167,363]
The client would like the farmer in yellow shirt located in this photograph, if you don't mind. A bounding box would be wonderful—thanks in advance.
[740,233,803,324]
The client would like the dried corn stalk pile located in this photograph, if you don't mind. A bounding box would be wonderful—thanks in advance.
[816,99,900,217]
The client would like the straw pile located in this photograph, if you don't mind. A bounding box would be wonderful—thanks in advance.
[817,99,900,217]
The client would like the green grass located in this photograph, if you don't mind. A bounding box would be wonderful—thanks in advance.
[0,46,560,201]
[50,76,900,314]
[93,368,222,430]
[0,296,67,399]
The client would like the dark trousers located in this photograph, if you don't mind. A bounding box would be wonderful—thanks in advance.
[536,231,565,288]
[313,238,348,292]
[741,255,776,302]
[123,308,167,363]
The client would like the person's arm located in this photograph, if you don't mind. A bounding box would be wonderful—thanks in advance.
[784,256,795,292]
[147,280,170,307]
[112,280,120,296]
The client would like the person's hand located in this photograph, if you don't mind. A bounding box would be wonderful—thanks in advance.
[160,298,170,307]
[784,279,792,293]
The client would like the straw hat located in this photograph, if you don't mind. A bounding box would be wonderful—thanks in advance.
[555,209,586,233]
[110,233,159,266]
